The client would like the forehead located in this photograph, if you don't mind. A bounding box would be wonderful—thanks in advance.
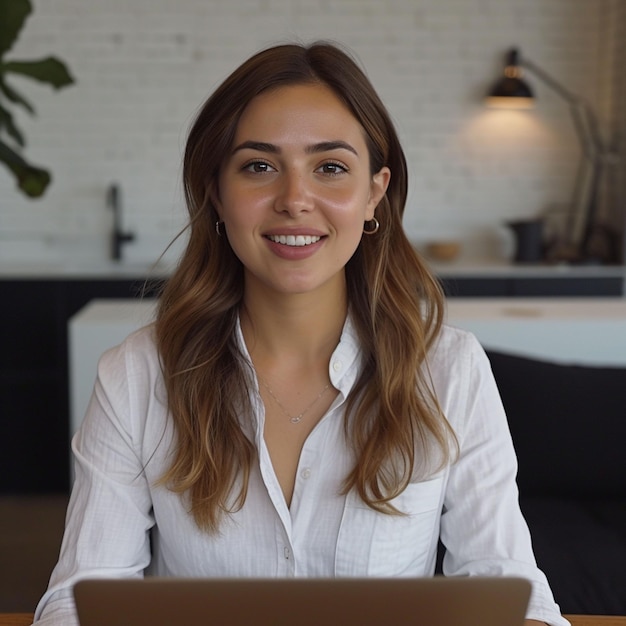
[233,83,367,146]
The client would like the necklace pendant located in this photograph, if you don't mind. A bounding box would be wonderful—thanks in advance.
[260,377,330,425]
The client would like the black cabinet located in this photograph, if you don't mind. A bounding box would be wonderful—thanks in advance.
[0,279,162,494]
[440,277,509,297]
[440,275,624,297]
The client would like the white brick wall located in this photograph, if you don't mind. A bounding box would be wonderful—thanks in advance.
[607,0,626,260]
[0,0,618,265]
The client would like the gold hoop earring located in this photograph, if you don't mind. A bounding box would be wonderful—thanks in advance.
[363,217,380,235]
[215,221,224,236]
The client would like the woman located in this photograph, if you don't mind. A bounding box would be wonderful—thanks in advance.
[33,42,568,626]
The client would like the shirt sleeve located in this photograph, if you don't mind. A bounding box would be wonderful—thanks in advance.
[32,338,155,625]
[438,331,570,626]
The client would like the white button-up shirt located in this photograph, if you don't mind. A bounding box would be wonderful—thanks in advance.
[33,317,569,625]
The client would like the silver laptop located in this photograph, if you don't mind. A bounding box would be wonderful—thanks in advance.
[74,576,531,626]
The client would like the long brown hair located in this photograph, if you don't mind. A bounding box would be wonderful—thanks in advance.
[155,42,455,531]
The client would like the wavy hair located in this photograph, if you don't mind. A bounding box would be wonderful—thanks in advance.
[155,41,455,531]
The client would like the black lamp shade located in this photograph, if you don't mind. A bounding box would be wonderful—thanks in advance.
[487,76,534,108]
[486,48,535,109]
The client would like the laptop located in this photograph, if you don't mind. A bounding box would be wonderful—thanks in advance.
[74,576,532,626]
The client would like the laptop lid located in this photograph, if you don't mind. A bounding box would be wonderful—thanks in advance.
[74,576,532,626]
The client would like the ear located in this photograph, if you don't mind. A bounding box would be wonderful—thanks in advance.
[365,166,391,220]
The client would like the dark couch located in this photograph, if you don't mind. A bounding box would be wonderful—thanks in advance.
[486,350,626,615]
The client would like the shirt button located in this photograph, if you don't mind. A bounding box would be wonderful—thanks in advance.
[332,361,342,372]
[300,468,312,480]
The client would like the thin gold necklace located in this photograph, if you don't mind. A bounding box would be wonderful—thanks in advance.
[260,378,330,424]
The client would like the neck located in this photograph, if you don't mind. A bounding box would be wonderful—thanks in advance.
[240,281,348,367]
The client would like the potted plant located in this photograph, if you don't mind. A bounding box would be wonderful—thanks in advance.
[0,0,74,198]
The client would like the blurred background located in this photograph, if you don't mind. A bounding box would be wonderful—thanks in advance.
[1,0,624,266]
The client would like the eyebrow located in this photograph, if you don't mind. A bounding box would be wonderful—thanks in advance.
[231,140,358,156]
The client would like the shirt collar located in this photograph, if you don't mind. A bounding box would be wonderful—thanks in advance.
[327,313,362,395]
[234,312,363,429]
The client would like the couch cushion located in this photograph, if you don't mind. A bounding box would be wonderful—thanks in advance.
[486,350,626,498]
[521,497,626,614]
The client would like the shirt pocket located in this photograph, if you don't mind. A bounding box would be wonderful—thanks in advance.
[335,475,444,577]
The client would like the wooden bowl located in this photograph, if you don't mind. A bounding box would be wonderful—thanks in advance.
[426,240,461,262]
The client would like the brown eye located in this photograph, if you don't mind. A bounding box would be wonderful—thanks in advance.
[317,161,348,176]
[243,161,275,174]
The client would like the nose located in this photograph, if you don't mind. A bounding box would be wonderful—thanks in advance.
[274,169,314,216]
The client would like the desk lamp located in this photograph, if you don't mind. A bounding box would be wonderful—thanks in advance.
[487,48,619,263]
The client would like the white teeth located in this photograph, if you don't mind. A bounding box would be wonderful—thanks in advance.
[267,234,321,246]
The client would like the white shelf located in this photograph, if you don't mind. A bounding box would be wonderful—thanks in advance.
[429,259,626,279]
[0,260,170,279]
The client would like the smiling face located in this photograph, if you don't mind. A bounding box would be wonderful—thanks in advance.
[216,82,390,307]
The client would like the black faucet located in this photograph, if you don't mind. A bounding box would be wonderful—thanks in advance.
[107,183,136,261]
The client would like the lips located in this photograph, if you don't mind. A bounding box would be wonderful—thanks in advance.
[263,230,326,260]
[266,234,322,247]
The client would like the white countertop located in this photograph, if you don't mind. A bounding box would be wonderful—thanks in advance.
[446,296,626,319]
[446,297,626,365]
[0,259,172,279]
[1,255,624,279]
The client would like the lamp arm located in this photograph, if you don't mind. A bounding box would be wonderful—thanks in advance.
[520,58,605,159]
[519,57,582,107]
[568,102,597,162]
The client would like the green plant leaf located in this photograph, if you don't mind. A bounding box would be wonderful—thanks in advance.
[0,0,72,199]
[0,138,50,197]
[4,57,75,89]
[0,76,35,114]
[0,0,32,57]
[0,102,25,146]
